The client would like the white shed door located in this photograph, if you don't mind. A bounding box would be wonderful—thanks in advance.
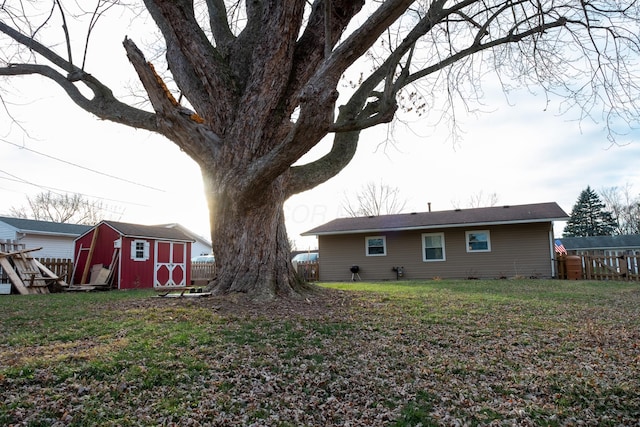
[154,241,187,288]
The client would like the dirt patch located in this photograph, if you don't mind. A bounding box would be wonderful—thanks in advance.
[106,286,357,320]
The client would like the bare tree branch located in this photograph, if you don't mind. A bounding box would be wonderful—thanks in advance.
[205,0,235,56]
[342,181,408,217]
[0,61,157,130]
[286,130,360,197]
[0,18,157,130]
[54,0,74,72]
[81,0,119,70]
[321,0,416,80]
[600,184,640,235]
[287,0,365,110]
[123,37,221,163]
[143,0,236,131]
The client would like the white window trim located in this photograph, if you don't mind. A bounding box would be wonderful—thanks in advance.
[466,230,491,253]
[131,239,150,261]
[422,232,446,262]
[365,235,387,257]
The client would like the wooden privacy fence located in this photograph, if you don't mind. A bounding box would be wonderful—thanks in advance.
[557,254,640,281]
[296,261,319,282]
[191,261,216,285]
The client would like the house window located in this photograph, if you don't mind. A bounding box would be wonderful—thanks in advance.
[131,239,150,261]
[366,236,386,256]
[423,233,446,261]
[466,230,491,252]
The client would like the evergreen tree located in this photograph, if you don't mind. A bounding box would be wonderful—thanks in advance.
[564,186,618,237]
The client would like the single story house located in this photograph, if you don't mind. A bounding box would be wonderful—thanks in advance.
[0,216,91,259]
[158,223,213,257]
[559,235,640,257]
[302,202,569,281]
[73,220,195,290]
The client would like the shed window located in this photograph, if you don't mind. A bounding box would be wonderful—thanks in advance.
[466,230,491,252]
[422,233,446,261]
[131,240,150,261]
[365,236,386,256]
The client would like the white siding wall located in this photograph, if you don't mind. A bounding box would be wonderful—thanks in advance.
[192,240,213,257]
[18,235,76,259]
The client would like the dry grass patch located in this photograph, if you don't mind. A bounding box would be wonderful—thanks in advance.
[0,280,639,426]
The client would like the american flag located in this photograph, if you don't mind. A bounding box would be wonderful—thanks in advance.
[554,239,567,255]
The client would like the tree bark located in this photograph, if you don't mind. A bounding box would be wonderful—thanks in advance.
[203,169,307,301]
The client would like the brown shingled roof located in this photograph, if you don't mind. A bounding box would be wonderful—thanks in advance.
[103,221,194,242]
[302,202,568,236]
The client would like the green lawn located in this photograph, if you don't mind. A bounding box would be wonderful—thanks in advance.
[1,279,639,426]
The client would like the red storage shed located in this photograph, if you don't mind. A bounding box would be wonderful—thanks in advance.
[73,221,195,290]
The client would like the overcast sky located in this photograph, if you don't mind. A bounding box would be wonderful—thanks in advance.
[1,8,639,251]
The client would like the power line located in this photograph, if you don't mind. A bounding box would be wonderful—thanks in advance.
[0,171,152,208]
[1,139,166,192]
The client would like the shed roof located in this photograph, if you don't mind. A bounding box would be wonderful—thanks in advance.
[560,235,640,250]
[100,221,195,242]
[0,216,92,237]
[302,202,568,236]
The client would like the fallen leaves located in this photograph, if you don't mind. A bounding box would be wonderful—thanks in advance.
[1,282,639,425]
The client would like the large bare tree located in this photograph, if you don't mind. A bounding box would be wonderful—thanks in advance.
[1,1,639,300]
[9,191,108,225]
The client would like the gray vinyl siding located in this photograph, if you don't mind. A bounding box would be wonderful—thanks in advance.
[318,222,554,281]
[0,223,18,241]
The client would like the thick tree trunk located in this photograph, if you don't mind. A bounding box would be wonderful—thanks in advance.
[203,170,308,301]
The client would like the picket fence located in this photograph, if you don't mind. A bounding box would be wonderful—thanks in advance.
[37,258,74,282]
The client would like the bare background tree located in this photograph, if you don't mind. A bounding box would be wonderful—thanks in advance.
[1,1,639,301]
[468,191,499,209]
[342,181,408,217]
[452,191,500,209]
[9,191,109,225]
[600,184,640,235]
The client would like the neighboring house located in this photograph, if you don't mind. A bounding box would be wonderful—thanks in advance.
[158,223,213,257]
[0,216,91,259]
[73,220,195,290]
[559,235,640,257]
[302,202,569,281]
